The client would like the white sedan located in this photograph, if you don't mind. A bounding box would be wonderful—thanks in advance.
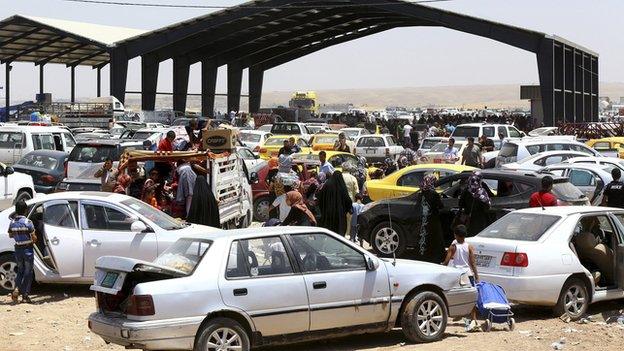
[468,206,624,320]
[0,192,219,294]
[564,156,624,171]
[89,227,476,350]
[501,150,588,172]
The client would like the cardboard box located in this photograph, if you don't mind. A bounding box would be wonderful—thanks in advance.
[202,128,236,150]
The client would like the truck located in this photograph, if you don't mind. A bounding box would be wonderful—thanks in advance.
[289,91,319,114]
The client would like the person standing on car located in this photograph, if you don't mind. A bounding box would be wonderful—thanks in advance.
[458,172,491,237]
[529,176,558,208]
[461,137,482,168]
[601,168,624,208]
[8,200,36,304]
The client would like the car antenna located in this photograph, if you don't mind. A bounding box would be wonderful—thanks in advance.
[387,201,396,266]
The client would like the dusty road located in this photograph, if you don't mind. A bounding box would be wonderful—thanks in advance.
[1,285,623,351]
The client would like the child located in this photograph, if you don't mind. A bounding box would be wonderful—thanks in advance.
[442,225,480,330]
[144,186,159,210]
[350,193,365,244]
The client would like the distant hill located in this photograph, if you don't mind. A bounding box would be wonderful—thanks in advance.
[124,82,624,112]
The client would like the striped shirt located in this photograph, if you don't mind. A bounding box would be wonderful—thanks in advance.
[8,215,35,247]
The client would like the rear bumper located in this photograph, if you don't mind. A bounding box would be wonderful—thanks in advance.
[479,273,569,306]
[88,312,202,351]
[444,287,477,317]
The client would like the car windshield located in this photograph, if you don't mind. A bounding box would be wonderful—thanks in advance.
[314,136,338,144]
[453,126,479,138]
[342,130,359,139]
[272,124,301,135]
[132,131,157,140]
[308,126,324,134]
[478,213,560,241]
[429,143,448,152]
[68,145,118,162]
[17,154,59,170]
[239,133,261,143]
[421,139,441,149]
[153,238,211,275]
[121,198,186,230]
[552,180,586,201]
[264,137,287,146]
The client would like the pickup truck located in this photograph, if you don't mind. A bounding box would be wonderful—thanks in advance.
[0,163,35,210]
[270,122,311,142]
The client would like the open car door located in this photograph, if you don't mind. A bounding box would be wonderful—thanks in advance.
[42,200,84,278]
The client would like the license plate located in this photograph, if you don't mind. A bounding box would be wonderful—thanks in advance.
[475,254,493,267]
[366,149,376,154]
[101,272,119,288]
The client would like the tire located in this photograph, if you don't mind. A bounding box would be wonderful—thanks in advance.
[13,190,31,205]
[509,318,516,331]
[194,317,250,351]
[253,196,271,222]
[0,254,18,295]
[401,291,448,343]
[371,221,407,258]
[553,277,589,321]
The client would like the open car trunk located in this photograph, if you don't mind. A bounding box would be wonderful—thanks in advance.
[91,256,186,315]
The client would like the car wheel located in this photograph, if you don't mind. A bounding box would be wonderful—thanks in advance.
[554,278,588,321]
[13,191,31,205]
[371,222,406,258]
[253,196,271,222]
[195,317,250,351]
[0,254,18,294]
[401,291,448,343]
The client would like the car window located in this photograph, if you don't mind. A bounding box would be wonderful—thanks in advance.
[498,143,518,158]
[483,127,495,137]
[569,169,595,186]
[32,134,56,151]
[515,182,534,194]
[546,144,566,151]
[438,177,465,198]
[290,233,366,272]
[226,237,293,278]
[479,213,560,241]
[272,124,301,135]
[399,170,454,187]
[239,133,262,143]
[0,132,25,149]
[546,169,566,177]
[296,139,309,147]
[570,145,595,155]
[17,154,59,170]
[508,127,521,138]
[386,136,398,146]
[498,126,508,138]
[593,142,612,150]
[526,145,543,155]
[452,126,479,138]
[64,133,76,148]
[238,148,255,159]
[613,214,624,243]
[44,203,77,229]
[535,155,564,166]
[69,145,119,163]
[357,137,385,148]
[82,203,133,231]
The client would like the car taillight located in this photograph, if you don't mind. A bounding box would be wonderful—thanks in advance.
[125,295,155,316]
[500,252,528,267]
[40,175,56,184]
[64,160,68,178]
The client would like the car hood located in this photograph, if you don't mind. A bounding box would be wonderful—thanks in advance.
[382,258,465,289]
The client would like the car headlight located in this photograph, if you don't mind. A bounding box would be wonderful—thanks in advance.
[459,272,472,287]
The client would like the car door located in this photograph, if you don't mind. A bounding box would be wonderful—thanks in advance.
[42,200,83,277]
[610,213,624,291]
[288,232,390,331]
[219,236,309,336]
[80,201,157,277]
[238,148,263,173]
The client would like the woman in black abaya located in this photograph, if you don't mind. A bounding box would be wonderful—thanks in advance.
[317,171,352,235]
[414,174,445,263]
[187,175,220,228]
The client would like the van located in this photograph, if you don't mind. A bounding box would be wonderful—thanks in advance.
[0,125,76,164]
[496,136,600,167]
[451,123,524,141]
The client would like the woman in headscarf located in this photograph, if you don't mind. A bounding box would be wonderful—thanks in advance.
[415,174,445,263]
[316,170,353,235]
[281,191,317,226]
[187,175,221,228]
[458,171,492,237]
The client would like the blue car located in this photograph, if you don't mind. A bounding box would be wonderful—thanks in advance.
[13,150,68,193]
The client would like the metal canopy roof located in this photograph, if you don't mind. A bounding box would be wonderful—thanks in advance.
[0,15,146,67]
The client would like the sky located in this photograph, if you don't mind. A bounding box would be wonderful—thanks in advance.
[0,0,622,102]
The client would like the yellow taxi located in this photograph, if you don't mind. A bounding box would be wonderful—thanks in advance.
[291,150,377,178]
[258,135,312,159]
[310,134,355,151]
[586,137,624,158]
[364,164,476,201]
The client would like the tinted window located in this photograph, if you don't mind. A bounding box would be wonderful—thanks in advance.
[69,145,119,162]
[498,126,508,138]
[478,213,560,241]
[121,198,184,230]
[483,127,495,137]
[569,169,596,186]
[593,142,612,150]
[44,204,77,228]
[498,143,518,158]
[508,127,522,137]
[0,132,25,149]
[452,126,479,138]
[31,134,56,151]
[17,154,59,170]
[226,237,293,278]
[386,136,398,146]
[399,170,454,187]
[64,133,76,148]
[271,124,301,135]
[569,144,595,155]
[82,204,133,231]
[357,137,384,147]
[290,233,366,272]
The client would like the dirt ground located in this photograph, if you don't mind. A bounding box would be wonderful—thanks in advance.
[1,285,623,351]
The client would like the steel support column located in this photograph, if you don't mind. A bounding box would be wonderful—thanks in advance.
[4,63,10,122]
[96,66,102,97]
[70,66,76,103]
[141,54,159,111]
[172,56,190,113]
[109,49,129,104]
[248,66,264,113]
[201,58,218,117]
[537,39,555,127]
[39,64,44,95]
[227,62,243,113]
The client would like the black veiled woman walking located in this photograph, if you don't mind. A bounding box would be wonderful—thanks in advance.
[415,174,445,263]
[458,172,491,237]
[317,171,352,235]
[187,175,221,228]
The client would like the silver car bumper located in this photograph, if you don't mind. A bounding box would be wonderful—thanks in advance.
[88,312,203,350]
[444,287,477,317]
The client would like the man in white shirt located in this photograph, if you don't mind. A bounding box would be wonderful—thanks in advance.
[443,138,459,163]
[403,123,413,145]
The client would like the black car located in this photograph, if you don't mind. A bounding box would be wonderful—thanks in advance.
[13,150,68,194]
[358,170,589,258]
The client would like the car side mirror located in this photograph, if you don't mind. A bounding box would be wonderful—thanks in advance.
[249,172,259,184]
[366,256,380,271]
[4,166,14,176]
[520,132,526,137]
[131,220,149,233]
